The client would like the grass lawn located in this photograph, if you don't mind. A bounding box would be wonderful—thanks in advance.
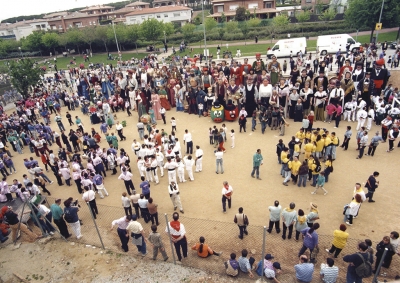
[41,52,157,70]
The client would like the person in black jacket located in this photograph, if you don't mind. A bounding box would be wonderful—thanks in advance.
[374,236,395,272]
[365,171,379,202]
[5,206,40,242]
[343,242,373,283]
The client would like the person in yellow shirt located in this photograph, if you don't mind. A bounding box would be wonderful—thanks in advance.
[280,148,289,177]
[282,154,292,186]
[310,131,318,143]
[326,224,349,258]
[304,130,312,144]
[330,132,339,160]
[323,134,332,161]
[318,128,325,136]
[295,129,305,149]
[309,157,321,186]
[315,135,325,159]
[294,139,301,158]
[289,156,301,185]
[304,141,316,160]
[324,155,333,182]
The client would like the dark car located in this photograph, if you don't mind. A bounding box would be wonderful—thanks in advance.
[389,41,399,49]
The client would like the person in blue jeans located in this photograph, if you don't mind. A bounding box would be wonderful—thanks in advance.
[343,242,373,283]
[126,214,148,256]
[297,161,309,187]
[251,149,263,180]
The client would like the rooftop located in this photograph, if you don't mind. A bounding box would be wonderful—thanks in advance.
[125,1,150,7]
[80,5,115,12]
[125,5,192,16]
[43,12,69,19]
[208,7,278,17]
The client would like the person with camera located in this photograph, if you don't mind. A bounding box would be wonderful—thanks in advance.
[63,197,82,239]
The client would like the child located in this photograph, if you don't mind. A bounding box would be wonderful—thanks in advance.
[125,100,131,116]
[230,129,235,148]
[302,115,310,132]
[278,115,288,136]
[251,110,257,131]
[307,111,314,132]
[283,60,287,74]
[198,102,204,117]
[208,127,213,145]
[171,117,176,132]
[148,224,169,261]
[311,171,328,195]
[160,106,166,124]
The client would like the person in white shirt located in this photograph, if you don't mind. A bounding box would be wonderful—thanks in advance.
[155,148,165,177]
[82,186,98,218]
[343,100,356,122]
[366,107,375,131]
[131,139,141,156]
[194,146,203,172]
[59,165,71,186]
[239,107,248,118]
[357,130,368,159]
[320,258,339,283]
[137,157,145,177]
[163,157,178,184]
[173,138,182,158]
[168,182,184,213]
[176,157,186,183]
[221,181,233,213]
[183,155,194,181]
[215,148,224,174]
[165,212,187,261]
[118,167,135,195]
[267,200,282,234]
[356,107,367,130]
[183,130,193,154]
[150,156,159,184]
[259,78,273,106]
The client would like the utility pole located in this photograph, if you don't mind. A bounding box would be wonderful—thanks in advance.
[375,0,384,43]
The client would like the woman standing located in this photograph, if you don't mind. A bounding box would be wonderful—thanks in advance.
[306,202,319,228]
[300,82,313,115]
[326,224,349,258]
[288,86,300,119]
[290,66,300,86]
[294,99,304,122]
[295,209,308,241]
[276,78,289,116]
[151,90,162,120]
[340,71,355,107]
[314,86,327,122]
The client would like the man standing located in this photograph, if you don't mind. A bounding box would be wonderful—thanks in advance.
[387,126,399,152]
[370,59,390,96]
[366,131,383,156]
[126,214,148,256]
[215,148,224,174]
[356,130,368,159]
[168,181,184,214]
[282,202,297,240]
[82,186,98,219]
[267,200,282,234]
[138,194,150,223]
[381,115,392,142]
[295,255,314,283]
[118,167,135,195]
[139,176,151,199]
[234,207,249,240]
[111,215,131,252]
[183,129,193,154]
[164,157,178,184]
[251,149,263,180]
[165,212,188,262]
[50,198,71,239]
[221,181,233,213]
[343,242,373,283]
[365,171,379,203]
[194,145,203,173]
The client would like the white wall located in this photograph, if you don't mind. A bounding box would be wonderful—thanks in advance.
[126,10,191,25]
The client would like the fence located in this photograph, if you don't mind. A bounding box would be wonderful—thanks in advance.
[35,196,400,282]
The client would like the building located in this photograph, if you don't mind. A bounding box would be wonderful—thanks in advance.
[125,1,151,8]
[79,5,115,15]
[0,20,49,40]
[47,12,100,32]
[152,0,187,7]
[210,0,278,21]
[125,6,192,26]
[300,0,331,13]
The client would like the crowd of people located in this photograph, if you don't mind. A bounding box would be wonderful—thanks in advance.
[0,41,399,282]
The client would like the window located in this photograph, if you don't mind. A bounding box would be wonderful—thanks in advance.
[173,13,180,17]
[157,15,161,18]
[142,16,146,19]
[306,0,312,3]
[59,25,62,29]
[265,2,272,8]
[347,38,355,44]
[229,5,238,10]
[217,6,223,12]
[164,14,169,17]
[248,3,258,9]
[272,45,279,51]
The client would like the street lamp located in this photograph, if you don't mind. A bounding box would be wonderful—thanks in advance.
[18,47,22,58]
[201,0,208,66]
[110,21,120,53]
[163,31,166,45]
[375,0,384,43]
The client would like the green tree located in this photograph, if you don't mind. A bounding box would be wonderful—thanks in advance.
[95,26,110,52]
[239,22,249,44]
[65,28,84,53]
[345,0,400,42]
[82,26,97,52]
[247,17,261,28]
[8,58,43,98]
[217,28,225,44]
[22,31,44,52]
[163,22,175,36]
[296,10,311,23]
[140,18,164,43]
[225,20,238,33]
[204,18,218,32]
[181,23,196,43]
[58,33,69,51]
[193,16,201,25]
[235,6,246,21]
[221,12,226,24]
[126,24,141,51]
[245,10,251,20]
[272,14,290,33]
[319,8,336,21]
[42,32,60,54]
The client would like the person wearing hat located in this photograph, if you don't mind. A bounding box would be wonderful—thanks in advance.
[263,254,282,282]
[252,53,265,75]
[356,69,374,108]
[371,58,390,95]
[306,203,319,228]
[351,62,365,90]
[240,58,253,84]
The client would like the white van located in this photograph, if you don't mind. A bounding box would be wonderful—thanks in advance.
[317,34,361,55]
[267,37,307,59]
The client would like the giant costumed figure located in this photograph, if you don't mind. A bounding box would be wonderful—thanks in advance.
[370,58,390,97]
[252,53,265,75]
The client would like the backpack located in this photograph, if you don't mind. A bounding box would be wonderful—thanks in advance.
[255,259,264,276]
[355,253,372,278]
[315,164,321,172]
[64,209,74,223]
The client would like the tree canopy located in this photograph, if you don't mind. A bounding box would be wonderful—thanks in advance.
[8,58,43,98]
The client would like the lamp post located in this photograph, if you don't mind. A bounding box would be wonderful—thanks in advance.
[201,0,208,65]
[375,0,384,43]
[163,31,166,44]
[18,47,22,58]
[110,21,120,53]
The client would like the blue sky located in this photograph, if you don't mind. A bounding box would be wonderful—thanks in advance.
[1,0,125,22]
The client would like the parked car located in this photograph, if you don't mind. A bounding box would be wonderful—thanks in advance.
[389,41,399,49]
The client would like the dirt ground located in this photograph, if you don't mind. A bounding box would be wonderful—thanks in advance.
[1,71,400,281]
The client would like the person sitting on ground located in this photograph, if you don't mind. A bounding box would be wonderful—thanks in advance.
[238,249,255,278]
[320,258,339,283]
[225,252,239,277]
[294,255,314,283]
[191,236,222,257]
